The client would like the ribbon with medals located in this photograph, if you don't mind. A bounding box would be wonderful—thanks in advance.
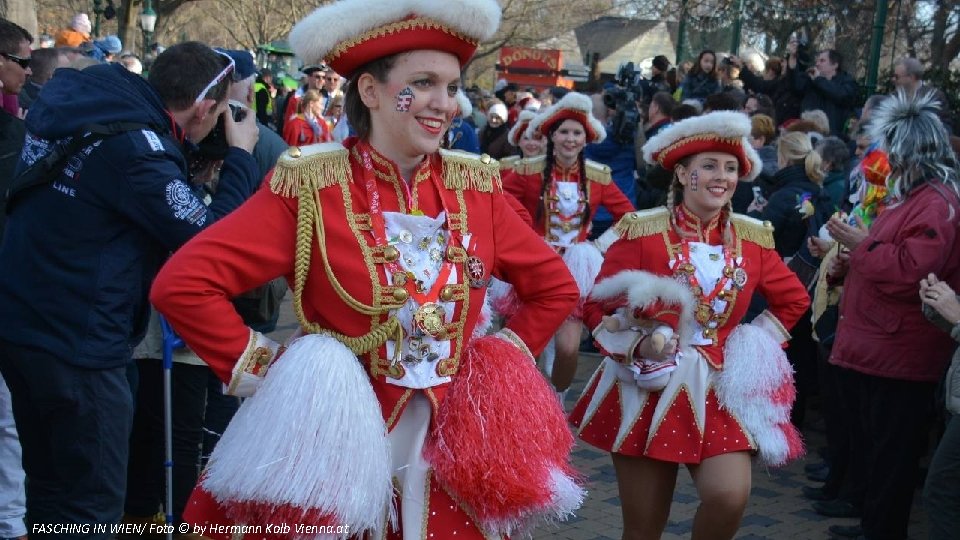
[357,143,486,343]
[673,239,744,340]
[545,179,586,237]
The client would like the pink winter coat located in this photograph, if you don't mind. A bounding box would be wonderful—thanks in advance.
[830,182,960,382]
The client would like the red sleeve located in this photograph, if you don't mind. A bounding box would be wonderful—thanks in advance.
[600,182,637,222]
[501,169,527,202]
[491,191,579,355]
[282,118,300,146]
[504,192,533,228]
[150,187,297,382]
[583,236,643,331]
[756,245,810,331]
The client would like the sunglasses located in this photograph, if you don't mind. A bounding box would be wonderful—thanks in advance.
[194,50,235,105]
[1,52,31,70]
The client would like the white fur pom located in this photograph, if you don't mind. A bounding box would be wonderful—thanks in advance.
[561,242,604,298]
[590,270,698,346]
[718,324,799,466]
[203,334,392,535]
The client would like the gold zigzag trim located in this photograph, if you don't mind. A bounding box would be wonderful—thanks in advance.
[269,146,351,198]
[440,150,500,192]
[614,208,670,240]
[656,134,744,166]
[730,213,775,249]
[326,17,479,63]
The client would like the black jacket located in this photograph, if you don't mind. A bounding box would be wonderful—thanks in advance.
[0,109,25,238]
[790,69,859,136]
[752,164,829,257]
[0,64,260,368]
[739,67,802,125]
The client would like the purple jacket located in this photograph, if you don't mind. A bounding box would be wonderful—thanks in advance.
[830,182,960,382]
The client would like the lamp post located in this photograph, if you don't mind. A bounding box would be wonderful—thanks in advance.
[92,0,103,37]
[139,0,158,60]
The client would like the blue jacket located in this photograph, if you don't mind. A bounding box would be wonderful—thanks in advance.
[0,64,260,369]
[585,135,637,222]
[448,117,480,154]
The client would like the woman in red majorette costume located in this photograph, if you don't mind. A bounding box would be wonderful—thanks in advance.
[149,0,584,538]
[568,110,810,539]
[501,92,636,402]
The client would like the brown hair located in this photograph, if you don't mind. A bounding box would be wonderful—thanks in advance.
[344,54,401,140]
[750,114,776,146]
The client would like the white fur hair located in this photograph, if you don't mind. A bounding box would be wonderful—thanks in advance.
[455,89,473,118]
[528,91,607,144]
[561,242,604,299]
[508,109,538,146]
[641,110,763,181]
[289,0,502,66]
[590,270,698,347]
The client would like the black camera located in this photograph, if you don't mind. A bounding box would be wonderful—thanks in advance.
[194,102,247,161]
[721,56,734,67]
[602,62,644,145]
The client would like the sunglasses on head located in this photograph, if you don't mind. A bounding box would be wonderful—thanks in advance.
[194,50,236,105]
[1,52,31,70]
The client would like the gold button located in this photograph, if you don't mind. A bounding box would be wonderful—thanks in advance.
[383,246,400,262]
[763,220,772,228]
[446,247,458,261]
[287,147,302,158]
[439,286,455,302]
[393,272,407,286]
[392,288,408,302]
[480,153,492,164]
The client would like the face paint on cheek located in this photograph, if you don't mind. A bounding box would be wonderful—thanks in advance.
[690,170,699,192]
[395,87,415,112]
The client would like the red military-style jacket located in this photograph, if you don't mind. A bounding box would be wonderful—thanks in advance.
[583,206,810,368]
[501,155,636,242]
[151,139,578,429]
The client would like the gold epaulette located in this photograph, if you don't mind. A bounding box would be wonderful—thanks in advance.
[269,143,351,198]
[514,155,546,176]
[585,159,612,185]
[499,155,520,173]
[731,213,775,249]
[439,149,500,192]
[614,207,670,239]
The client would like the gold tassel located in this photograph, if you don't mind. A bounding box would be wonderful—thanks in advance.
[269,145,352,198]
[440,150,499,192]
[515,155,546,175]
[614,208,670,240]
[585,159,612,185]
[730,214,775,249]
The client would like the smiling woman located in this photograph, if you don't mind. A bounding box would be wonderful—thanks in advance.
[149,0,584,538]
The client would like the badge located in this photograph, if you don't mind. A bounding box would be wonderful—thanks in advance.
[466,255,488,288]
[413,303,446,337]
[398,230,413,244]
[732,267,748,289]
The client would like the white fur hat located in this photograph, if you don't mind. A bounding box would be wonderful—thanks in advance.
[641,111,763,181]
[454,89,472,118]
[508,109,538,147]
[527,91,606,144]
[487,102,507,122]
[289,0,502,77]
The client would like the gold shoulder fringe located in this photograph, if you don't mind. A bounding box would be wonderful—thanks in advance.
[515,155,546,176]
[439,149,500,193]
[499,155,520,172]
[269,144,351,198]
[585,159,612,185]
[731,213,775,249]
[614,207,670,240]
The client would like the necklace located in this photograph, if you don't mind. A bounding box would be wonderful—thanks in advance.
[672,238,744,341]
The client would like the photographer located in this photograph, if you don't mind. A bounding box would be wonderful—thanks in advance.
[729,55,801,126]
[0,42,260,536]
[787,41,858,137]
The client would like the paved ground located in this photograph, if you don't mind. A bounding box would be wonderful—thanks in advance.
[269,301,931,540]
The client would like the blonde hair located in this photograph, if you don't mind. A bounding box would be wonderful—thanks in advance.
[778,131,824,184]
[750,114,776,145]
[299,89,322,115]
[800,110,830,136]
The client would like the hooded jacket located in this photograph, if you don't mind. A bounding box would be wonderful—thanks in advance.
[0,64,260,369]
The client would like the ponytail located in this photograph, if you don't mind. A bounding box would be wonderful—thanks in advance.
[804,151,824,184]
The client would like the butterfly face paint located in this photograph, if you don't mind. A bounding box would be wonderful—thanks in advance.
[395,87,415,112]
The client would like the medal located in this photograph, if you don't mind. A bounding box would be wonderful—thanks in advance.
[733,267,748,289]
[418,236,431,250]
[466,255,488,288]
[430,247,442,262]
[398,230,413,244]
[696,304,713,325]
[413,302,446,337]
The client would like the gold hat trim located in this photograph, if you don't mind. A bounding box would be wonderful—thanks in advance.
[326,16,479,63]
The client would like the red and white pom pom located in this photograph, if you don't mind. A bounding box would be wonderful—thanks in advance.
[488,277,521,320]
[424,333,584,535]
[718,323,805,467]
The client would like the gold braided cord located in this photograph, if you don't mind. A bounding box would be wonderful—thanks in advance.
[292,184,403,359]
